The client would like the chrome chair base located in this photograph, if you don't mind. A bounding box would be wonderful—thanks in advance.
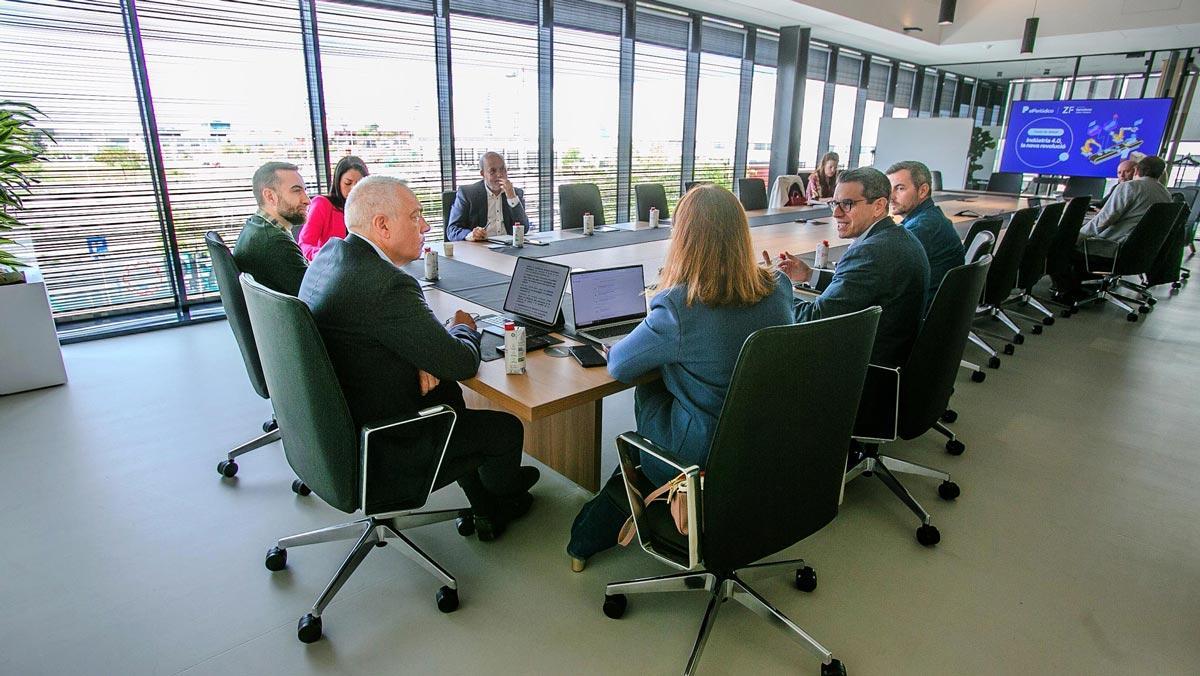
[846,450,958,546]
[217,418,281,478]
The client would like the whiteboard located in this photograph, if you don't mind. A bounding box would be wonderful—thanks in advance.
[872,117,974,190]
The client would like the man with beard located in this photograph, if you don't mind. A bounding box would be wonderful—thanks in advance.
[233,161,311,295]
[886,160,964,309]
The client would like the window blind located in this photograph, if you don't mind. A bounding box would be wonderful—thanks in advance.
[700,19,743,58]
[894,66,916,105]
[866,60,890,100]
[754,33,778,67]
[807,44,829,80]
[635,6,689,49]
[836,53,862,86]
[449,0,537,24]
[554,0,622,35]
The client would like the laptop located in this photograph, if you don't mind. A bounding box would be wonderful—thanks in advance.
[479,256,570,338]
[570,265,648,347]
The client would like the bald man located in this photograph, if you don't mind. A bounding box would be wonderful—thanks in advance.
[1095,159,1137,209]
[299,175,539,541]
[445,152,531,241]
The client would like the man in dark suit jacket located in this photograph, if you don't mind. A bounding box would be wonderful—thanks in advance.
[766,167,930,367]
[299,175,539,540]
[445,151,532,241]
[233,161,310,296]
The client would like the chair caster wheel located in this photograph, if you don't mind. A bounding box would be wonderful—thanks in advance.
[297,613,321,643]
[1031,325,1043,335]
[821,658,847,676]
[1172,282,1182,290]
[861,470,873,477]
[987,356,1001,369]
[1003,344,1015,355]
[455,511,476,537]
[1126,313,1138,322]
[436,586,459,613]
[1059,309,1072,318]
[945,439,965,455]
[940,409,958,424]
[265,546,287,571]
[938,481,960,500]
[916,524,941,547]
[217,460,238,478]
[1042,316,1055,326]
[970,370,986,383]
[1146,297,1157,306]
[263,419,278,433]
[1138,305,1150,314]
[474,516,503,542]
[794,566,817,592]
[291,479,311,496]
[603,593,627,619]
[1012,334,1025,345]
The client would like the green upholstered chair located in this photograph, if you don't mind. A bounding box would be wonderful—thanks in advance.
[241,274,473,644]
[736,178,768,211]
[634,182,670,222]
[602,308,881,676]
[558,182,606,230]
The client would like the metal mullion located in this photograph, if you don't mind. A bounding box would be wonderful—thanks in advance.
[848,54,869,168]
[910,67,924,116]
[883,60,898,117]
[120,0,189,320]
[435,0,456,191]
[679,13,701,191]
[815,45,837,161]
[932,70,945,117]
[615,0,635,222]
[731,28,755,184]
[768,26,808,183]
[299,0,331,193]
[537,0,553,230]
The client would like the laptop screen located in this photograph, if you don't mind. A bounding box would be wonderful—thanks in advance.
[571,265,647,330]
[503,257,570,325]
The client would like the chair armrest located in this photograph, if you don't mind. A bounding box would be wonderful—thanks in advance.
[615,432,702,570]
[851,364,900,444]
[1081,237,1120,274]
[359,405,457,513]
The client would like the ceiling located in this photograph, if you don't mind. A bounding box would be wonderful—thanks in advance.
[667,0,1200,70]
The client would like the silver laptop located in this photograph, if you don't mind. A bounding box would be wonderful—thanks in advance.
[570,265,648,347]
[479,256,570,337]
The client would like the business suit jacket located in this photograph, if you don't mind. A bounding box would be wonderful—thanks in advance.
[445,180,531,241]
[900,198,966,308]
[796,217,930,367]
[232,212,308,296]
[1080,176,1172,244]
[607,272,795,485]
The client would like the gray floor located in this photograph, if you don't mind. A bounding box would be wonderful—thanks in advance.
[2,281,1199,676]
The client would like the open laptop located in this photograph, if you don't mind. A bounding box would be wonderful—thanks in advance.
[478,256,570,338]
[570,265,648,347]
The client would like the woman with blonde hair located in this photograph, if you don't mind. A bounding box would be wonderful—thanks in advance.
[566,184,794,571]
[807,151,839,202]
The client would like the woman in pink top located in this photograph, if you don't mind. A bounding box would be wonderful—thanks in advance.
[298,155,368,261]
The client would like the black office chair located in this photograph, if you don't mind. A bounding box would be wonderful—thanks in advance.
[441,190,457,225]
[849,256,991,545]
[797,171,812,189]
[203,231,288,482]
[1076,202,1184,322]
[985,171,1023,194]
[736,178,768,211]
[1041,196,1092,316]
[559,182,606,230]
[603,308,881,676]
[957,217,1003,368]
[1005,200,1067,330]
[1063,176,1107,200]
[242,275,474,643]
[682,180,706,193]
[958,230,995,382]
[961,216,1003,256]
[971,207,1037,354]
[1142,196,1192,293]
[1168,186,1199,278]
[634,183,670,222]
[931,169,944,192]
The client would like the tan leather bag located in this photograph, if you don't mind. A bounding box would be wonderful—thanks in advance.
[617,472,700,547]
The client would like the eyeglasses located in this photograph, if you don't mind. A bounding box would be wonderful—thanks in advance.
[825,198,866,213]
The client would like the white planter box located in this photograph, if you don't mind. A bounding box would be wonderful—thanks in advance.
[0,276,67,395]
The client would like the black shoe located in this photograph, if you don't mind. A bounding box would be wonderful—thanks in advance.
[511,466,540,494]
[474,514,506,542]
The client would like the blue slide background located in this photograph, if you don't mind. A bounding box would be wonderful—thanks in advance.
[999,98,1173,178]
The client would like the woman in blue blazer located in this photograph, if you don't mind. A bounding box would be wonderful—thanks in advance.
[567,185,795,571]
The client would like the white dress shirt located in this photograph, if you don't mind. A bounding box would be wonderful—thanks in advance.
[485,188,521,236]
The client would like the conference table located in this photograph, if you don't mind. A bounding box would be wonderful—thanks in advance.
[422,190,1039,491]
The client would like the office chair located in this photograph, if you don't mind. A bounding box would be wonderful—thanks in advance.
[204,231,293,484]
[971,207,1037,354]
[958,230,995,382]
[957,217,1004,368]
[241,275,475,643]
[1004,200,1066,331]
[634,183,670,222]
[736,178,768,211]
[1041,196,1092,316]
[559,182,606,230]
[603,308,881,676]
[985,171,1023,194]
[1168,186,1199,280]
[1076,202,1184,322]
[1062,176,1107,200]
[849,256,991,545]
[441,190,457,226]
[1143,197,1192,293]
[682,180,708,193]
[931,169,943,192]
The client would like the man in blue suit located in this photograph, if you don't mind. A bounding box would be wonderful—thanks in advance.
[765,167,930,367]
[445,152,532,241]
[886,160,965,310]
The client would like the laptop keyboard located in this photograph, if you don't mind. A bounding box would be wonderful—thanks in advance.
[584,322,640,339]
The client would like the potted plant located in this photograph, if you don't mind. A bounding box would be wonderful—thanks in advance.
[966,127,997,188]
[1,100,51,284]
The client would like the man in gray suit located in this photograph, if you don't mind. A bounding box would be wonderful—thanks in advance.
[765,167,930,367]
[299,175,539,540]
[445,152,532,241]
[1052,155,1172,297]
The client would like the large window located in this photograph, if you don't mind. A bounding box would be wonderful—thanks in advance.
[827,53,861,162]
[860,60,890,167]
[0,0,174,324]
[450,14,540,225]
[893,66,916,118]
[138,0,316,305]
[694,22,742,190]
[745,35,777,180]
[632,24,687,211]
[316,1,443,237]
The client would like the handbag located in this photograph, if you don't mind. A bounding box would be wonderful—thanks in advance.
[617,471,702,547]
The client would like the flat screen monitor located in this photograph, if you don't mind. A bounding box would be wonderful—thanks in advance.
[503,257,570,326]
[999,97,1173,178]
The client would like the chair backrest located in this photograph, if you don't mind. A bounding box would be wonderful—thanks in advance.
[558,182,606,229]
[1044,195,1091,277]
[736,178,768,211]
[683,180,705,193]
[964,229,995,264]
[240,275,362,513]
[1146,197,1191,285]
[961,216,1002,251]
[1170,186,1200,225]
[701,307,880,573]
[1112,202,1185,276]
[898,256,992,440]
[204,231,269,400]
[634,183,670,222]
[986,171,1023,194]
[797,171,812,186]
[1016,200,1066,291]
[1063,176,1107,200]
[441,190,457,225]
[981,207,1037,306]
[931,169,943,192]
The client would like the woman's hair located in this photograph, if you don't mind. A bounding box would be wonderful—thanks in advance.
[657,184,776,307]
[327,155,369,210]
[815,151,840,197]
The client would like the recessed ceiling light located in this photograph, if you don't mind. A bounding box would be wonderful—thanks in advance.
[903,26,923,33]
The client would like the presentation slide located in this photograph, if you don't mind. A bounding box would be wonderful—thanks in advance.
[1000,98,1172,178]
